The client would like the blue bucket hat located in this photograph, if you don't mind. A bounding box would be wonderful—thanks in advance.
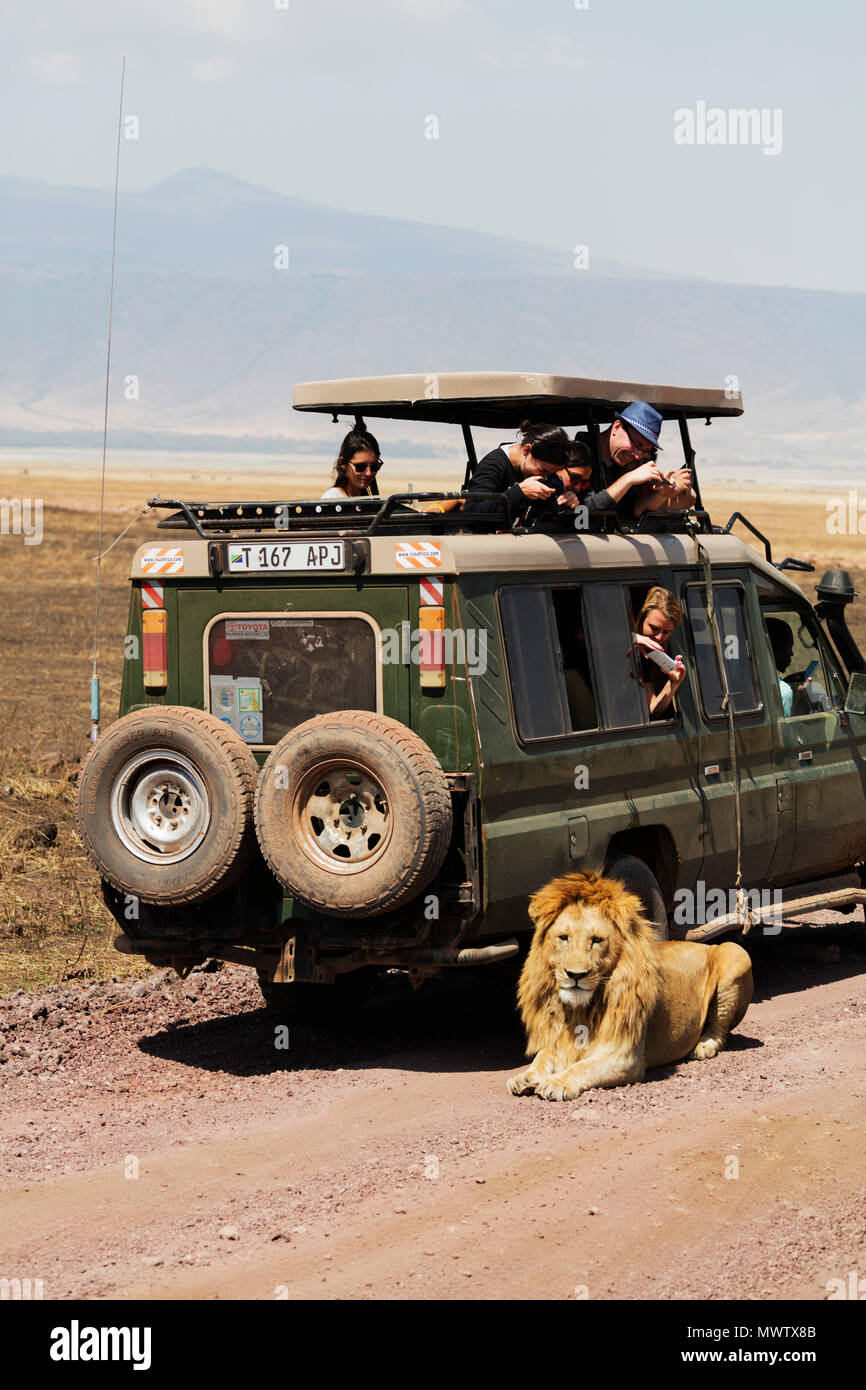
[616,401,664,452]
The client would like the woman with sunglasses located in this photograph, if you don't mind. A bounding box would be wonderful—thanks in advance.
[321,428,382,499]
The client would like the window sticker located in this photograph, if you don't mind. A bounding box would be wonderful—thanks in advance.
[225,620,269,641]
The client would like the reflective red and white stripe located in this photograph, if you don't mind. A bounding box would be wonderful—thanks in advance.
[141,581,164,609]
[419,577,444,606]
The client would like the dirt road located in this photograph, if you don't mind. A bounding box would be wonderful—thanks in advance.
[1,919,864,1302]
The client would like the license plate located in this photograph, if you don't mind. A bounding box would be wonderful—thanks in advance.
[227,542,346,573]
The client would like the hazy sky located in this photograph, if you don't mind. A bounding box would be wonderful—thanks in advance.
[3,0,864,291]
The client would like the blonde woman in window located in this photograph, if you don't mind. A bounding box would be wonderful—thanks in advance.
[632,587,686,718]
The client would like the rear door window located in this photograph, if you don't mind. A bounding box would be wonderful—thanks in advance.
[206,614,377,746]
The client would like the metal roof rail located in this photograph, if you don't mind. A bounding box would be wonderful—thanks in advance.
[147,493,510,538]
[147,496,715,541]
[722,511,772,563]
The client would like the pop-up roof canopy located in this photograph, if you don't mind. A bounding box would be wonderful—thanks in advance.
[293,371,743,427]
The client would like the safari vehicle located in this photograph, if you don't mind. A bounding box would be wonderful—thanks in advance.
[77,372,866,1016]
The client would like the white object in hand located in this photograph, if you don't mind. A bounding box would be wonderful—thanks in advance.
[642,647,680,675]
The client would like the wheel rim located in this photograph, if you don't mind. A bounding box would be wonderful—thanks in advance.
[292,760,393,875]
[110,749,211,864]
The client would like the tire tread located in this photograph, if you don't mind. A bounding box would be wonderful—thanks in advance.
[77,706,259,905]
[255,711,452,918]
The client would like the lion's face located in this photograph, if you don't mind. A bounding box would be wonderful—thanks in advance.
[517,872,658,1056]
[544,903,624,1008]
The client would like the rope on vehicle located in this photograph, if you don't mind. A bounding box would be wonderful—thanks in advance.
[91,504,150,562]
[695,534,754,933]
[89,56,126,743]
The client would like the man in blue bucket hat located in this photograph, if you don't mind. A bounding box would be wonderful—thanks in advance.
[592,401,695,518]
[615,401,665,457]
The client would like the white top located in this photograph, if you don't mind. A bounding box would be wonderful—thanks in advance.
[320,486,349,499]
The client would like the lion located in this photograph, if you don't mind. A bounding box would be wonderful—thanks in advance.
[507,871,753,1102]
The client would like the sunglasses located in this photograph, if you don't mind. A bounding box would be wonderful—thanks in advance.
[619,424,656,459]
[347,459,382,475]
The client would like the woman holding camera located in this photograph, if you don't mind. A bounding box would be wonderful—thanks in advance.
[463,421,570,518]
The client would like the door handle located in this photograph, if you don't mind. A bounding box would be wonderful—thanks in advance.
[798,750,813,763]
[703,764,720,776]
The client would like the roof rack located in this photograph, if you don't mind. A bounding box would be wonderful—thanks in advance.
[148,494,716,541]
[149,494,507,538]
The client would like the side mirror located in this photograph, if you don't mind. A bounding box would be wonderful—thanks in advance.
[844,671,866,715]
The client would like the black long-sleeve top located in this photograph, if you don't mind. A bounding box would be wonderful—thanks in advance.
[463,445,615,521]
[462,447,526,517]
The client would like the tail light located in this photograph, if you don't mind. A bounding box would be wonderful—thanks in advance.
[419,606,446,689]
[142,608,168,690]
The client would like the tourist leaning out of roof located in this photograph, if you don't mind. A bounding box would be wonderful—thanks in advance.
[591,402,696,517]
[518,437,611,526]
[321,427,382,499]
[557,437,663,514]
[462,421,571,517]
[631,586,686,718]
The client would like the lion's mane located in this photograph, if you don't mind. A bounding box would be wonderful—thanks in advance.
[517,871,662,1063]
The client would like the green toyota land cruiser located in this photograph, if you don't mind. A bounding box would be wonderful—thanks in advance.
[76,373,866,1016]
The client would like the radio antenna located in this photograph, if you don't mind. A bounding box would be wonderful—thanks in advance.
[90,56,126,742]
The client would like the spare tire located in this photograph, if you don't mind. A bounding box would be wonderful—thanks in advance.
[77,707,259,905]
[255,711,453,918]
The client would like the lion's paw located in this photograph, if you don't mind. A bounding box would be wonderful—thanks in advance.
[506,1071,537,1096]
[691,1037,721,1060]
[535,1076,581,1102]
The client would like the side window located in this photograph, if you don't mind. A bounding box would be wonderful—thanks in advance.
[500,586,570,740]
[501,582,680,741]
[551,589,600,732]
[761,606,841,716]
[207,615,377,746]
[685,585,761,718]
[582,583,648,730]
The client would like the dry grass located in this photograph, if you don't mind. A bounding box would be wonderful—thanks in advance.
[703,485,866,649]
[1,465,863,994]
[0,767,151,993]
[0,476,155,994]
